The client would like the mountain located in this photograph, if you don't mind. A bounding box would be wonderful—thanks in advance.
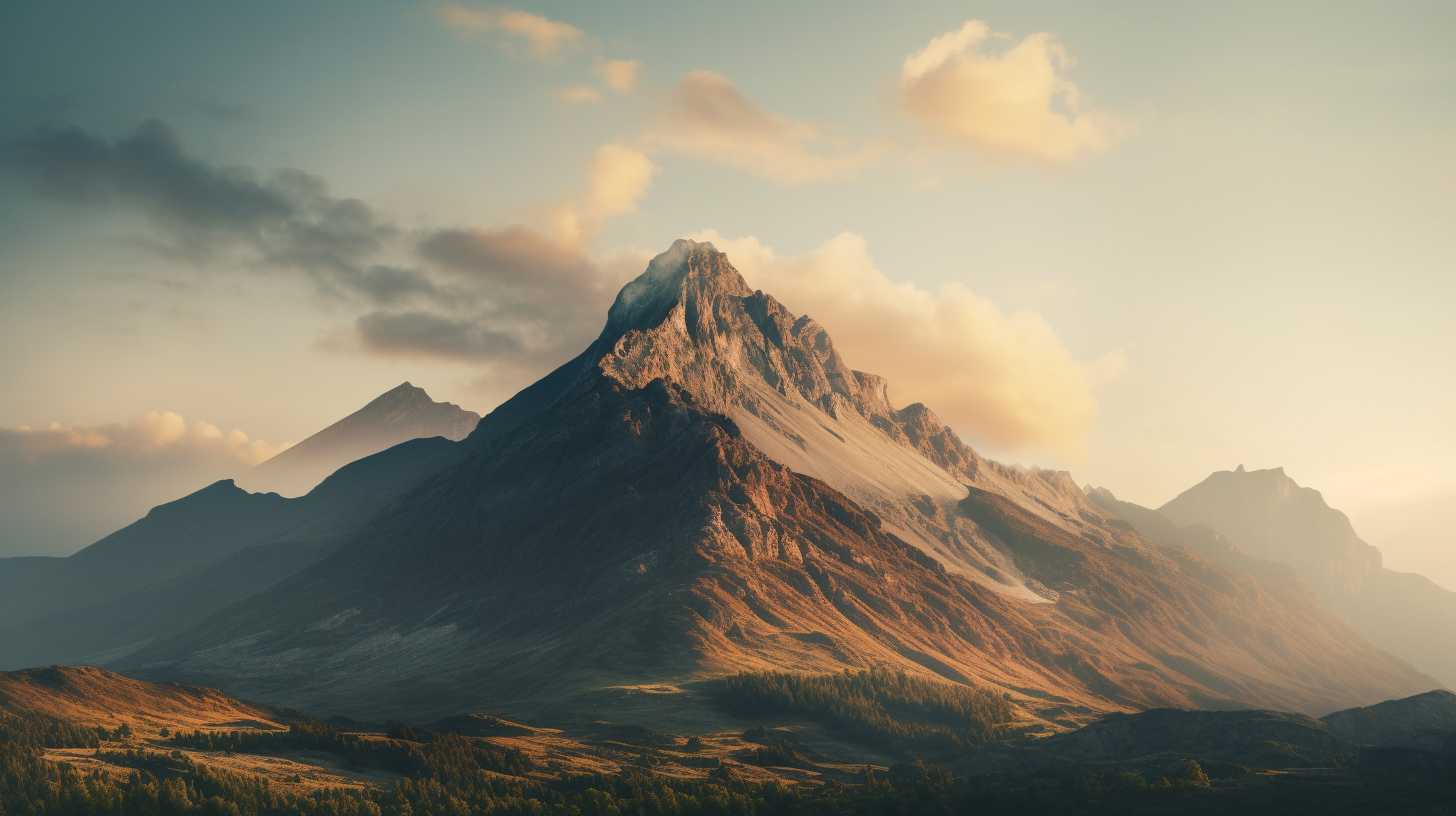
[236,382,479,497]
[1084,486,1301,588]
[1157,466,1456,688]
[116,240,1436,721]
[0,436,457,670]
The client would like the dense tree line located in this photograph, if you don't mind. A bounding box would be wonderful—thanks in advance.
[713,668,1018,754]
[166,715,531,778]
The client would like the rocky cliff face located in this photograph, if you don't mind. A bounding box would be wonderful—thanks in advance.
[237,383,479,497]
[1158,466,1456,688]
[118,241,1438,721]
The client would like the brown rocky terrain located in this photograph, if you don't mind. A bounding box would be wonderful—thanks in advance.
[118,240,1437,724]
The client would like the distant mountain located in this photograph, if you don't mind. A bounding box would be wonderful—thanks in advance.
[0,436,458,670]
[1085,486,1301,588]
[115,240,1435,721]
[236,382,479,497]
[1157,466,1456,688]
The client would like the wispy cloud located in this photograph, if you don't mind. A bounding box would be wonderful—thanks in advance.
[360,144,657,363]
[437,5,586,59]
[1,412,286,466]
[554,84,601,104]
[1,120,657,380]
[595,59,641,92]
[0,119,421,304]
[691,229,1117,455]
[649,70,887,186]
[897,21,1136,165]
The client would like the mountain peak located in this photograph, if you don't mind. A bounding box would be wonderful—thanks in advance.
[237,384,480,497]
[603,239,751,340]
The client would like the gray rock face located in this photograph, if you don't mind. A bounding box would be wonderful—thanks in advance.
[1159,467,1456,688]
[237,383,479,497]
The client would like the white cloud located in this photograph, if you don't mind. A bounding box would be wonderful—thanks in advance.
[595,59,641,92]
[690,230,1110,455]
[898,21,1135,164]
[437,5,586,58]
[554,84,601,104]
[649,70,886,185]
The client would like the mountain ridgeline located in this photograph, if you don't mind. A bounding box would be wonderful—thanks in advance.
[41,238,1422,723]
[236,382,479,497]
[1088,469,1456,688]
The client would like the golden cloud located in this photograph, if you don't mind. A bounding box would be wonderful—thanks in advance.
[650,70,887,185]
[438,5,586,58]
[1,412,287,467]
[555,84,602,104]
[595,59,641,92]
[691,230,1120,456]
[898,21,1135,164]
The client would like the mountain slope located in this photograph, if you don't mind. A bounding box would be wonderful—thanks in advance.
[120,240,1436,721]
[237,382,479,497]
[0,665,284,735]
[1159,466,1456,687]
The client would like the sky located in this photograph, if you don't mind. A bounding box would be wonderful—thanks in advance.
[1,1,1452,589]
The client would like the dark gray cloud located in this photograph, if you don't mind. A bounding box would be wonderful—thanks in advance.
[1,119,413,299]
[420,225,592,289]
[355,311,527,361]
[2,119,630,370]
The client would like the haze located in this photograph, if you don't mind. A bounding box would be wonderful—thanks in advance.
[0,1,1451,590]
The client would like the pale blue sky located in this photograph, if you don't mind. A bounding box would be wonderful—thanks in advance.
[1,1,1452,586]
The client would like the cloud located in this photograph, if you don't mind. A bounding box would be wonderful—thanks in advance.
[595,59,640,92]
[1,412,286,466]
[649,70,886,185]
[555,84,601,103]
[0,119,421,304]
[897,21,1135,164]
[2,121,657,380]
[690,230,1108,455]
[0,412,289,557]
[355,144,657,364]
[437,5,586,58]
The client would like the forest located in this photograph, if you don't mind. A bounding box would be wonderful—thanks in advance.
[712,668,1019,754]
[5,702,1455,816]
